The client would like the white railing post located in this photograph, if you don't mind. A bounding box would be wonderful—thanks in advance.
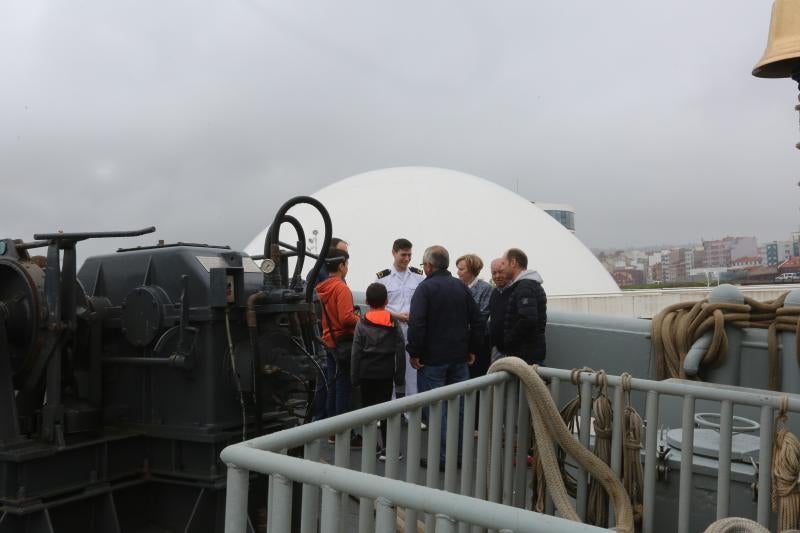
[224,466,250,533]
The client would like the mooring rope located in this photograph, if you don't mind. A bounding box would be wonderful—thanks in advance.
[532,368,582,511]
[488,358,634,532]
[651,293,792,388]
[528,367,643,529]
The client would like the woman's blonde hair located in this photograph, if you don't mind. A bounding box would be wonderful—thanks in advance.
[456,254,484,277]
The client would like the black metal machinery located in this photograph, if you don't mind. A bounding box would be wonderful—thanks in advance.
[0,196,332,532]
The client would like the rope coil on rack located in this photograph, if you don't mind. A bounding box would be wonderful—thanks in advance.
[588,370,613,527]
[619,372,644,524]
[772,395,800,532]
[651,293,791,388]
[488,358,634,532]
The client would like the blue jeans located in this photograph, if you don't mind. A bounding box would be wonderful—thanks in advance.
[325,349,351,417]
[312,357,328,421]
[417,362,470,462]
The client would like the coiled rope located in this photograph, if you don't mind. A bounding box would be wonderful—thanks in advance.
[651,293,793,388]
[529,368,643,528]
[620,373,644,524]
[703,517,770,533]
[772,395,800,532]
[488,358,634,532]
[588,370,613,527]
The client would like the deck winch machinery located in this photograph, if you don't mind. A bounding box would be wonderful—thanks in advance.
[0,197,331,533]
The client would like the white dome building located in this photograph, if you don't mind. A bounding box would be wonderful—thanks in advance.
[245,167,619,296]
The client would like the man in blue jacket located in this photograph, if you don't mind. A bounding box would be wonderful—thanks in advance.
[407,245,483,470]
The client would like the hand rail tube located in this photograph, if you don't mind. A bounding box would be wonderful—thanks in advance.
[221,361,800,533]
[236,365,800,454]
[220,446,604,533]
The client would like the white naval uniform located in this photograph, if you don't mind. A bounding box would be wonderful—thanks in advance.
[376,265,425,396]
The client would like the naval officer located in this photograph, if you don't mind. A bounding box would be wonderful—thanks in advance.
[375,238,425,401]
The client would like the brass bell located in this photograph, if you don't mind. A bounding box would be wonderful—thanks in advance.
[753,0,800,78]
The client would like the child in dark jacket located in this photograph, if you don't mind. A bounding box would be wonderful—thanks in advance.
[351,283,405,459]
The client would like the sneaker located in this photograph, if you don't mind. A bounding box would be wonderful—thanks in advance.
[350,435,363,449]
[378,449,404,462]
[420,422,428,431]
[327,435,335,444]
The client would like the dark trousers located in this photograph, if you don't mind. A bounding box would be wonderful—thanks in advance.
[417,362,470,462]
[325,349,351,417]
[468,337,491,429]
[360,377,393,447]
[468,336,491,379]
[312,375,327,421]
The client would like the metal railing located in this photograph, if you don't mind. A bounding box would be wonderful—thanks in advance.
[220,365,800,533]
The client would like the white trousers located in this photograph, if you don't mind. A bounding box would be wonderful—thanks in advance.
[394,322,417,397]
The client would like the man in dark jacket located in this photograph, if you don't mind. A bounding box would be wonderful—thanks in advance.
[488,257,512,362]
[407,245,482,469]
[501,248,547,364]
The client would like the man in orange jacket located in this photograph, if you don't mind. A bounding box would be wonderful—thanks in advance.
[315,249,360,433]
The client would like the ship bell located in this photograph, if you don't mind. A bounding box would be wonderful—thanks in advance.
[753,0,800,78]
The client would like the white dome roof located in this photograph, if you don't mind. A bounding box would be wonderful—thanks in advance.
[245,167,620,296]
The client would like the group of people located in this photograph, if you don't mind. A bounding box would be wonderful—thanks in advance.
[312,237,547,465]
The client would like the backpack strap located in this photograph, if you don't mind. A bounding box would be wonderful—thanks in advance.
[317,292,337,348]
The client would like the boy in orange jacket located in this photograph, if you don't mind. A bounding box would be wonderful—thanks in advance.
[351,283,405,460]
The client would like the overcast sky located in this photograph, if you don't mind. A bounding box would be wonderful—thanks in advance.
[2,1,797,261]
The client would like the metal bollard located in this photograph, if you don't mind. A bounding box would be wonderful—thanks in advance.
[683,284,744,384]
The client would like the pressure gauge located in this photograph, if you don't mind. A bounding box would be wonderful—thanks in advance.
[260,258,276,274]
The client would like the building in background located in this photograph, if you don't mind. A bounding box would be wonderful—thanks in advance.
[612,268,644,287]
[729,237,759,262]
[778,257,800,275]
[597,234,796,287]
[703,239,730,268]
[659,248,692,282]
[730,256,763,270]
[702,236,758,268]
[761,241,793,267]
[534,203,576,233]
